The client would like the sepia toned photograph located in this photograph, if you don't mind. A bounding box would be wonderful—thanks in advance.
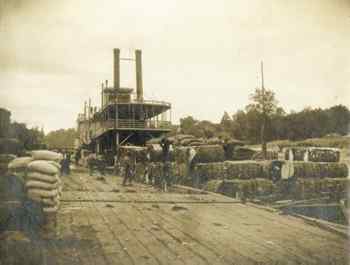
[0,1,349,264]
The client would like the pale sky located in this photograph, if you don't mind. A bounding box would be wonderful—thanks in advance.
[0,0,349,133]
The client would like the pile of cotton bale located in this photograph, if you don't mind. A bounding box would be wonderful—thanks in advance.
[194,160,272,183]
[229,147,257,161]
[8,150,63,232]
[225,161,272,180]
[282,178,350,200]
[283,147,340,162]
[251,151,278,160]
[283,161,348,179]
[307,147,340,162]
[205,179,275,199]
[191,145,225,164]
[147,162,189,185]
[194,162,227,182]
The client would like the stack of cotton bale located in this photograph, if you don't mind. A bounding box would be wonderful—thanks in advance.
[205,178,275,199]
[251,151,278,160]
[307,148,340,162]
[230,147,257,161]
[224,161,272,180]
[284,161,348,179]
[283,147,341,162]
[8,150,63,232]
[191,145,225,164]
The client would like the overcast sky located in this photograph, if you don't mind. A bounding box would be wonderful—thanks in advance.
[0,0,349,133]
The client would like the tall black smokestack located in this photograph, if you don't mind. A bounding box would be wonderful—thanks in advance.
[113,48,120,90]
[135,49,143,101]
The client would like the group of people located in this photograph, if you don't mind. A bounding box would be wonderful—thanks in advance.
[119,137,174,191]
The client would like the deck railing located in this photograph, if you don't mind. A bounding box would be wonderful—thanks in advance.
[89,119,171,138]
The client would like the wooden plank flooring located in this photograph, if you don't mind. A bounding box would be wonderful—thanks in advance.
[39,171,349,265]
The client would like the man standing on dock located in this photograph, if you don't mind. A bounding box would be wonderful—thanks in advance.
[160,137,172,192]
[122,151,134,186]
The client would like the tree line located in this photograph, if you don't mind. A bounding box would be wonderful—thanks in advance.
[179,97,350,144]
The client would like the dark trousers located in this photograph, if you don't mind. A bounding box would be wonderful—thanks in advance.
[123,165,133,185]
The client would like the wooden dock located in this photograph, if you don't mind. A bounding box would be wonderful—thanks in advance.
[42,170,348,265]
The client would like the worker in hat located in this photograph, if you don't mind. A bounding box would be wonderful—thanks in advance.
[160,137,172,192]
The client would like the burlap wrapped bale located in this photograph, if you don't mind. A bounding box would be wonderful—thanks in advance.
[223,140,245,160]
[231,147,257,161]
[26,180,58,190]
[27,189,58,199]
[194,162,226,182]
[181,138,197,146]
[30,150,63,162]
[192,145,225,164]
[188,141,205,146]
[224,161,272,180]
[308,148,340,162]
[251,151,278,160]
[284,147,341,162]
[26,172,58,183]
[285,178,350,200]
[8,157,34,171]
[291,162,348,179]
[27,160,59,175]
[206,137,224,145]
[205,178,275,198]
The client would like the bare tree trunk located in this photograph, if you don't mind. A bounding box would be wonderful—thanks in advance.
[261,114,267,160]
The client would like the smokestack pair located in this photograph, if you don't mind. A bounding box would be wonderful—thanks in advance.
[113,48,143,101]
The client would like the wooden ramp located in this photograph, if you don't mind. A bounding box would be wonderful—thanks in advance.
[42,171,348,265]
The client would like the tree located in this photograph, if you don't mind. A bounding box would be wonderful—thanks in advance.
[247,87,279,158]
[44,128,77,150]
[8,122,45,150]
[220,111,233,137]
[327,105,350,135]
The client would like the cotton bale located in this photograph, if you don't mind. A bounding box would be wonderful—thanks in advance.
[27,160,59,175]
[193,162,226,183]
[26,172,58,184]
[205,178,275,198]
[291,162,348,179]
[308,147,340,162]
[224,161,271,180]
[191,145,225,164]
[30,150,63,162]
[251,151,278,160]
[230,147,257,161]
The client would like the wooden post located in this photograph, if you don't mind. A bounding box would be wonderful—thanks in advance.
[260,61,267,160]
